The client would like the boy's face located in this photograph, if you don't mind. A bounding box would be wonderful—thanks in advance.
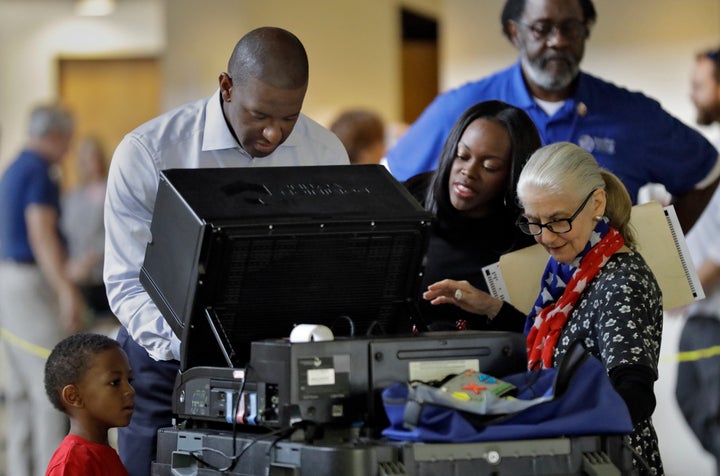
[77,347,135,429]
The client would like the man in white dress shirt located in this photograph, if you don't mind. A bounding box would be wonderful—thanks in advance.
[103,26,349,476]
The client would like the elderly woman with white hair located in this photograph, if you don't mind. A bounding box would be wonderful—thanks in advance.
[424,142,664,475]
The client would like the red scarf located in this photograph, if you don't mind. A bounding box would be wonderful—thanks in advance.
[526,227,624,369]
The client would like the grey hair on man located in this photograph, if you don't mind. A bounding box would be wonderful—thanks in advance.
[28,103,75,139]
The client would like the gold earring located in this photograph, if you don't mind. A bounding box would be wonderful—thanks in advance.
[595,215,603,221]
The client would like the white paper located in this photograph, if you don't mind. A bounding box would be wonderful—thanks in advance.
[289,324,335,343]
[482,261,510,302]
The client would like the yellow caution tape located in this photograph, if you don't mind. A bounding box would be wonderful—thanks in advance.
[660,345,720,363]
[0,328,51,359]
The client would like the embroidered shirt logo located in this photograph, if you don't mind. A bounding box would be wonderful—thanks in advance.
[578,134,616,155]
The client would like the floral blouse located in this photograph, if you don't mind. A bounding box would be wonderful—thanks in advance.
[553,251,664,476]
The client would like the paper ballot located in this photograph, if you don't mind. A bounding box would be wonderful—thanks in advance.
[482,202,703,315]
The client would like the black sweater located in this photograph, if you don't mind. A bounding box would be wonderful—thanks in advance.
[405,172,534,331]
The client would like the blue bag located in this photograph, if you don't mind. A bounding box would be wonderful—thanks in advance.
[381,341,633,442]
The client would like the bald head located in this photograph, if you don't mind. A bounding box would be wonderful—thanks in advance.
[228,27,309,90]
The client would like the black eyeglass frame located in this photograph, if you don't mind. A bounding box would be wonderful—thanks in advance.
[512,19,589,42]
[516,189,597,236]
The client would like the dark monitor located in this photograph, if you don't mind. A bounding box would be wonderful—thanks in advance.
[140,165,433,370]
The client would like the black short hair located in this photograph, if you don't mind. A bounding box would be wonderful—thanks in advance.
[500,0,597,40]
[44,333,121,412]
[228,26,309,90]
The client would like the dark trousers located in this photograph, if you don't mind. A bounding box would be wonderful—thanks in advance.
[116,326,179,476]
[676,315,720,476]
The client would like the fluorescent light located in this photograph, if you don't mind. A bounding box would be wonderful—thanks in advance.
[75,0,116,17]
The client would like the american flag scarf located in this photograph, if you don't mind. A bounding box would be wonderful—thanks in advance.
[525,218,624,369]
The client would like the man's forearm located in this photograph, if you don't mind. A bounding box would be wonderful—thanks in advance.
[26,205,72,292]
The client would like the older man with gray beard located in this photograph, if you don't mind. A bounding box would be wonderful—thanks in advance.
[385,0,720,233]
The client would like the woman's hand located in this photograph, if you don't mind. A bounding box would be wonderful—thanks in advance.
[423,279,504,319]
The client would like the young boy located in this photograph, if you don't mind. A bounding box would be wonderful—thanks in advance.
[44,333,135,475]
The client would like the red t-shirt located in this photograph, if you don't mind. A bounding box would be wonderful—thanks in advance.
[46,434,129,476]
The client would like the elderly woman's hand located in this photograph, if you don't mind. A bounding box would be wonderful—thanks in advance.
[423,279,504,319]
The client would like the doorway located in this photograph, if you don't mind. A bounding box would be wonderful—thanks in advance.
[58,57,161,190]
[401,9,439,125]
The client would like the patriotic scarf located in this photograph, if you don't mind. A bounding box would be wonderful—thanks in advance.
[525,217,624,369]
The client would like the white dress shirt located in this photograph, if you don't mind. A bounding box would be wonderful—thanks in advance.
[104,90,349,361]
[685,130,720,318]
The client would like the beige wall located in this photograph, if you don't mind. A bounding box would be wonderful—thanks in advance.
[0,0,718,165]
[0,0,165,170]
[0,0,442,169]
[162,0,440,126]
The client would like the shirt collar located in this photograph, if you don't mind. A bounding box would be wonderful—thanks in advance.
[201,88,303,155]
[202,89,240,152]
[509,62,537,109]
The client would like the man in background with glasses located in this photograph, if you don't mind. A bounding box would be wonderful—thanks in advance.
[385,0,720,233]
[676,46,720,476]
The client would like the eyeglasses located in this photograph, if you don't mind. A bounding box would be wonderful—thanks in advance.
[516,189,596,236]
[514,19,588,42]
[703,49,719,61]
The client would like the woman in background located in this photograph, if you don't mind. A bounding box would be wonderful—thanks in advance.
[61,136,110,318]
[405,100,541,331]
[330,109,386,165]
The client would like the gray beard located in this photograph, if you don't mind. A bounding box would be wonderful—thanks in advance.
[520,53,579,92]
